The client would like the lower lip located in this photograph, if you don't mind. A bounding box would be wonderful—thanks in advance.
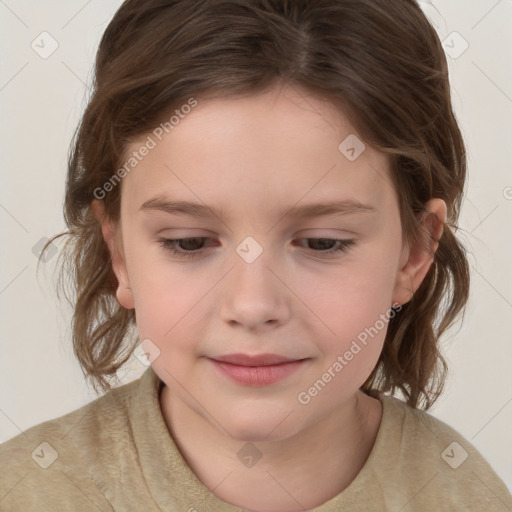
[209,359,306,386]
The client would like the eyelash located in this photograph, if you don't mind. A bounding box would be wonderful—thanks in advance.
[157,237,356,259]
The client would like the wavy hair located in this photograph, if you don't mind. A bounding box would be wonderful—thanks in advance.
[39,0,470,409]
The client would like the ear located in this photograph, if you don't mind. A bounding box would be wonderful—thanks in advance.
[392,198,447,307]
[91,199,135,310]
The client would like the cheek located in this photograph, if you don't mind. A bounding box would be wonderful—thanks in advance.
[294,254,398,335]
[292,250,397,373]
[127,256,204,345]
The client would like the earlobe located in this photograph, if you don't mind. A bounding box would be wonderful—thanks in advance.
[392,198,447,307]
[91,199,135,310]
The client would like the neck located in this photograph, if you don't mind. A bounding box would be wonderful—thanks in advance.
[160,386,382,511]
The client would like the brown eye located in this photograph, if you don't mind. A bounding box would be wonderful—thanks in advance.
[158,237,211,259]
[158,236,356,260]
[296,238,356,255]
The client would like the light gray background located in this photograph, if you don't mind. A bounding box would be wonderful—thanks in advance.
[1,0,511,493]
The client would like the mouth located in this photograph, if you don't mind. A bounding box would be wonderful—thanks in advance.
[213,353,305,366]
[207,353,310,386]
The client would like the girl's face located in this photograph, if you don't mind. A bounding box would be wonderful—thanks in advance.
[99,84,427,441]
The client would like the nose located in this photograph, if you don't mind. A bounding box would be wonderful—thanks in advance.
[219,242,291,331]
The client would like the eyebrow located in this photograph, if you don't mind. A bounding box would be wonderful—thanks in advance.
[139,196,377,219]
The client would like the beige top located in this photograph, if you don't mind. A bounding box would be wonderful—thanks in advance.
[1,365,511,511]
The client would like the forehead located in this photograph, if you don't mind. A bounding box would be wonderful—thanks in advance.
[120,84,396,219]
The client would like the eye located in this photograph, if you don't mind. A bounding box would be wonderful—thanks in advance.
[158,237,356,259]
[158,237,211,259]
[294,238,356,256]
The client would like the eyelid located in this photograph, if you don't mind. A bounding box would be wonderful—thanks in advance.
[157,235,356,259]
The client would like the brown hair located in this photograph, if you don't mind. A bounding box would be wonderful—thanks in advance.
[40,0,470,409]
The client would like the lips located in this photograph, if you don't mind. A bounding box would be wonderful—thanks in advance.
[213,353,302,366]
[208,353,309,386]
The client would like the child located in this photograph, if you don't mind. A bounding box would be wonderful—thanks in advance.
[1,0,511,510]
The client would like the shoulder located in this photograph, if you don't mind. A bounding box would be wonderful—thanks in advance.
[0,376,141,511]
[374,392,512,510]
